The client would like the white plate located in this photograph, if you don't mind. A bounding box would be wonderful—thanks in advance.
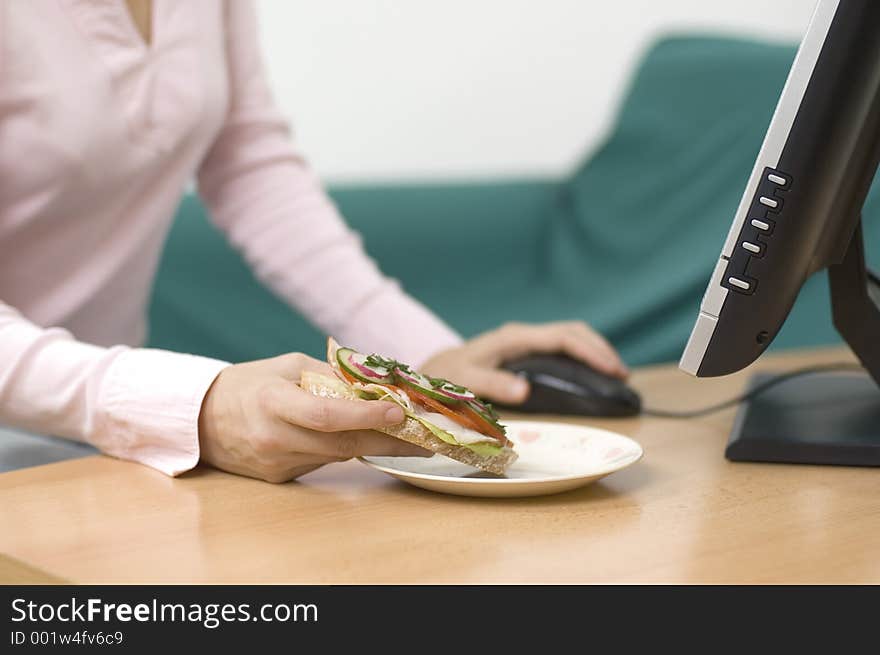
[360,420,643,498]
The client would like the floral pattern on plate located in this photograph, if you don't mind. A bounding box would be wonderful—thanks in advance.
[361,420,643,498]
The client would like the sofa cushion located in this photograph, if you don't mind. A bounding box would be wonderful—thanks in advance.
[148,181,558,362]
[149,35,880,366]
[547,35,880,363]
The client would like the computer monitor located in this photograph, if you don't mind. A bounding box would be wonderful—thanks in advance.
[679,0,880,465]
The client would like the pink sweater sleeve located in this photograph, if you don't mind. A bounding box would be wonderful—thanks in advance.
[0,302,228,475]
[197,1,462,367]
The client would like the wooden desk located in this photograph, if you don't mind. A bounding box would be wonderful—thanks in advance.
[2,347,878,584]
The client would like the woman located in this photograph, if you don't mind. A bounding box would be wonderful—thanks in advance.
[0,0,626,482]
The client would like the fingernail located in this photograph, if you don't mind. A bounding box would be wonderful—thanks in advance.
[510,378,529,400]
[384,406,405,424]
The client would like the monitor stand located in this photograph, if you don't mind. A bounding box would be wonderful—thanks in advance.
[726,221,880,466]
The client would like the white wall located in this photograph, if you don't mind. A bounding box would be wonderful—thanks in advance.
[256,0,816,183]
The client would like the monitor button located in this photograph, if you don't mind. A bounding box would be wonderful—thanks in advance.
[751,219,770,231]
[728,277,751,291]
[759,196,779,208]
[742,241,762,254]
[768,173,787,186]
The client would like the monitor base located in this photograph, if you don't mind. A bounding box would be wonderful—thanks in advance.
[726,371,880,466]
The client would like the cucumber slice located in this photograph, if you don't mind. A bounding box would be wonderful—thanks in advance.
[394,366,456,403]
[336,348,395,384]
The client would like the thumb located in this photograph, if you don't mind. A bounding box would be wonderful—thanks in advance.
[270,353,332,381]
[464,367,530,405]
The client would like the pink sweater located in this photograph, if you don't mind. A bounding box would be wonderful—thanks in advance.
[0,0,460,475]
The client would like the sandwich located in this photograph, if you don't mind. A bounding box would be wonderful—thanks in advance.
[300,338,518,475]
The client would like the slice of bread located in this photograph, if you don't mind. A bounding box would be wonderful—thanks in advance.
[300,370,518,476]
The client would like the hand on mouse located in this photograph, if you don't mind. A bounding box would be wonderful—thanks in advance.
[198,353,430,483]
[420,321,628,405]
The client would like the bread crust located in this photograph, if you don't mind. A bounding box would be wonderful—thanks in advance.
[301,371,518,476]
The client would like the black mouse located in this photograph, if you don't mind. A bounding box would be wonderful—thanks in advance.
[498,353,641,417]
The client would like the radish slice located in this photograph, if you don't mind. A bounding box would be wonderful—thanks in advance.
[431,381,476,402]
[337,348,395,384]
[350,353,393,381]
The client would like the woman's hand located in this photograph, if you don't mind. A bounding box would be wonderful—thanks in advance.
[420,321,628,405]
[198,353,429,483]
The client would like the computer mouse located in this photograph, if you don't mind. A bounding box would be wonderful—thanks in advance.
[498,353,642,417]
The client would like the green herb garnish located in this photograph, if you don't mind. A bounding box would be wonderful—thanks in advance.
[364,353,399,370]
[428,377,470,394]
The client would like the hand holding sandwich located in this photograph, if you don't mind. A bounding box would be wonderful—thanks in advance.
[197,321,625,483]
[197,353,430,483]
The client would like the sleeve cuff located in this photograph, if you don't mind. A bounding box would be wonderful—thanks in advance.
[93,348,230,476]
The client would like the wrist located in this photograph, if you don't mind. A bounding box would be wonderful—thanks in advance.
[197,366,230,466]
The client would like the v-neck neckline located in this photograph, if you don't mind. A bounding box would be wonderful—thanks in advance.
[63,1,161,54]
[59,0,183,152]
[121,0,155,51]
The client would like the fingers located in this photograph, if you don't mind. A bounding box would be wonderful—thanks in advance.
[272,428,432,460]
[258,378,431,459]
[559,321,628,377]
[268,352,333,381]
[264,382,406,432]
[490,322,628,378]
[458,367,530,404]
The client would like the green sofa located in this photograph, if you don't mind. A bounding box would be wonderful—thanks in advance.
[148,36,880,366]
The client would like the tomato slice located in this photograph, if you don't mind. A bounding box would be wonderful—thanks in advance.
[339,373,408,404]
[404,388,479,428]
[458,403,508,443]
[404,388,507,444]
[339,369,359,385]
[340,371,508,445]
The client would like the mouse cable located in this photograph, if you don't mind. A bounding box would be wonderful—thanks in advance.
[640,362,868,419]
